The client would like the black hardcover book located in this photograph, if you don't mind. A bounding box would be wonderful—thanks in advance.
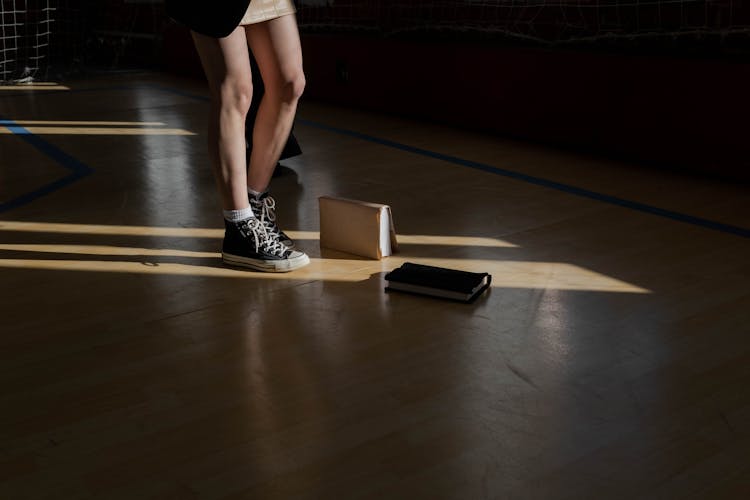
[384,262,492,303]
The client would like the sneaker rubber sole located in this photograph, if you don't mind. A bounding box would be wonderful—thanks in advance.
[222,251,310,272]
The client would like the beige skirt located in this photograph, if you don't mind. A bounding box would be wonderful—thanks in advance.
[239,0,296,25]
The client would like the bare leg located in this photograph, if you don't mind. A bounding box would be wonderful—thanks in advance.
[191,27,254,210]
[244,14,305,193]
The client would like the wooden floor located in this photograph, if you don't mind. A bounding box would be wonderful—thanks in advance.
[1,73,749,499]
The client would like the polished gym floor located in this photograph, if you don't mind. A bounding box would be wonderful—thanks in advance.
[1,73,749,499]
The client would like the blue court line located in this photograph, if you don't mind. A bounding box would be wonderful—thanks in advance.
[0,118,94,213]
[294,119,750,239]
[0,85,135,213]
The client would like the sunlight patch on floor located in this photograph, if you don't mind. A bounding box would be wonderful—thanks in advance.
[0,222,649,292]
[0,222,517,247]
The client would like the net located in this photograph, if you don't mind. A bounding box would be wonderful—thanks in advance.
[1,0,51,82]
[0,0,85,83]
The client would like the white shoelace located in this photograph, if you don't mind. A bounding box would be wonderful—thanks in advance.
[240,218,288,257]
[252,195,286,241]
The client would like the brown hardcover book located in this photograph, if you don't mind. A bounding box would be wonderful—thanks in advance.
[319,196,398,260]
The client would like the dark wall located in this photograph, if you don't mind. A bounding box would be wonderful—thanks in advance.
[163,26,749,182]
[300,35,749,181]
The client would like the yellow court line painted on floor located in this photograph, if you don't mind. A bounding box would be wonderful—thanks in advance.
[0,84,70,91]
[0,127,195,136]
[1,120,166,126]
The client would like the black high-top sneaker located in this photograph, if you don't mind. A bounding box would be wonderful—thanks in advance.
[222,218,309,272]
[249,191,295,248]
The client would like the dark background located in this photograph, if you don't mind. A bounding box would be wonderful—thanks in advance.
[5,0,749,181]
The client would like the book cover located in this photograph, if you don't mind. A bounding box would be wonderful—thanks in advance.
[384,262,492,303]
[319,196,398,260]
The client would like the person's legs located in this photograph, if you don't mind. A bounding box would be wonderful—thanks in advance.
[191,26,309,272]
[244,14,305,193]
[245,52,303,174]
[244,51,264,159]
[191,27,254,210]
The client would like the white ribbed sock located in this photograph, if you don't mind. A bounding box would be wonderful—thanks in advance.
[223,206,255,222]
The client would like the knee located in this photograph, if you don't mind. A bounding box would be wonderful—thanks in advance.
[271,71,305,104]
[215,79,253,116]
[289,72,306,102]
